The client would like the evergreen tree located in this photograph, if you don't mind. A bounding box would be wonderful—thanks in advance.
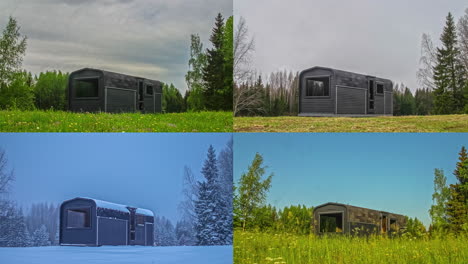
[202,14,226,111]
[236,153,273,231]
[31,225,51,247]
[433,13,466,114]
[446,146,468,233]
[175,219,195,246]
[414,88,433,115]
[429,169,450,233]
[34,71,69,110]
[0,202,31,247]
[194,145,229,245]
[154,216,177,246]
[162,83,184,113]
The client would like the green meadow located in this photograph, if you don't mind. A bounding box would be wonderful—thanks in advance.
[0,110,233,132]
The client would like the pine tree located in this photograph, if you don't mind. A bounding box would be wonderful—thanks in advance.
[202,13,226,110]
[446,146,468,233]
[433,13,467,114]
[31,225,51,247]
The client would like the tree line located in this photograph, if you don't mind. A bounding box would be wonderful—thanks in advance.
[0,14,232,113]
[0,140,233,247]
[234,148,467,238]
[234,10,468,116]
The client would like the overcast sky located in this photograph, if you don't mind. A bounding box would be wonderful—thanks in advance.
[0,133,231,223]
[234,0,468,91]
[0,0,232,93]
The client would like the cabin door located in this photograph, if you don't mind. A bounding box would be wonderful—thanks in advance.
[381,214,388,234]
[368,79,375,114]
[128,208,136,244]
[138,80,144,111]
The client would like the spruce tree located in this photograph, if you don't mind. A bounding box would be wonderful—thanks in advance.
[202,14,226,110]
[446,146,468,233]
[31,225,51,247]
[433,13,466,114]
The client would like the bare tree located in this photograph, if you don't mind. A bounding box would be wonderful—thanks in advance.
[178,166,198,224]
[0,148,15,196]
[234,17,255,83]
[417,33,437,90]
[458,8,468,72]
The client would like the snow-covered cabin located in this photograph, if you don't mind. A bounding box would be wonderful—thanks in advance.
[59,197,154,246]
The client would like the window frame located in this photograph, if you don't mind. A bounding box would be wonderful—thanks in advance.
[74,77,100,99]
[145,85,154,96]
[376,82,384,95]
[66,207,92,229]
[304,76,331,98]
[318,211,344,233]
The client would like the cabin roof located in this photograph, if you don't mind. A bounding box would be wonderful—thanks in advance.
[314,202,404,217]
[71,67,161,83]
[301,66,392,83]
[69,197,154,216]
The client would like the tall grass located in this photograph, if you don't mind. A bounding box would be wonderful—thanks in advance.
[0,110,233,132]
[234,231,468,264]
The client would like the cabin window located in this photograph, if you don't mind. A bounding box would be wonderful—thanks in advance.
[136,215,145,226]
[390,219,398,232]
[306,77,329,97]
[75,78,99,98]
[146,85,153,95]
[320,212,343,233]
[67,208,91,228]
[376,83,384,94]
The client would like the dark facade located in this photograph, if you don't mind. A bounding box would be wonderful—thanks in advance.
[60,197,154,246]
[299,66,393,116]
[68,68,162,113]
[313,202,406,235]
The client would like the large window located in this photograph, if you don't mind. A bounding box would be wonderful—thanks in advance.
[136,215,145,226]
[320,212,343,233]
[67,208,91,228]
[306,77,330,97]
[75,78,99,98]
[376,83,384,94]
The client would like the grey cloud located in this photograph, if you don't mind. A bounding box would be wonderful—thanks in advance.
[0,0,232,91]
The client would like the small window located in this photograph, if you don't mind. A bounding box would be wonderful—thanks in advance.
[67,208,90,228]
[75,78,99,98]
[306,77,330,97]
[376,83,384,94]
[136,215,145,226]
[146,85,153,95]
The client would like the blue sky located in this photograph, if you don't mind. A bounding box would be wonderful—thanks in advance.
[234,133,467,227]
[0,133,231,223]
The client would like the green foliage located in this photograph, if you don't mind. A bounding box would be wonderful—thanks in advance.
[222,16,233,110]
[185,34,207,111]
[202,13,230,111]
[162,83,185,113]
[429,168,450,233]
[403,217,427,239]
[433,13,467,114]
[0,110,232,132]
[415,88,434,115]
[446,146,468,233]
[0,71,34,110]
[0,16,27,88]
[34,71,69,110]
[236,153,273,231]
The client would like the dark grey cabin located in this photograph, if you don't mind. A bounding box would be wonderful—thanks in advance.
[313,202,406,235]
[68,68,162,113]
[60,197,154,246]
[299,66,393,116]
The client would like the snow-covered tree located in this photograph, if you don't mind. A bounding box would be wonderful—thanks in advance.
[175,219,195,246]
[195,145,230,245]
[0,201,31,247]
[177,166,198,245]
[217,139,233,244]
[31,225,51,247]
[154,216,177,246]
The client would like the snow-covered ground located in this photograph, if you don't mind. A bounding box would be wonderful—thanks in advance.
[0,245,232,264]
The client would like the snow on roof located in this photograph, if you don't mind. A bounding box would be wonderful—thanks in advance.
[136,208,154,217]
[81,197,153,216]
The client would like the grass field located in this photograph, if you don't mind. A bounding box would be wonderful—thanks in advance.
[0,110,233,132]
[234,231,468,264]
[234,115,468,132]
